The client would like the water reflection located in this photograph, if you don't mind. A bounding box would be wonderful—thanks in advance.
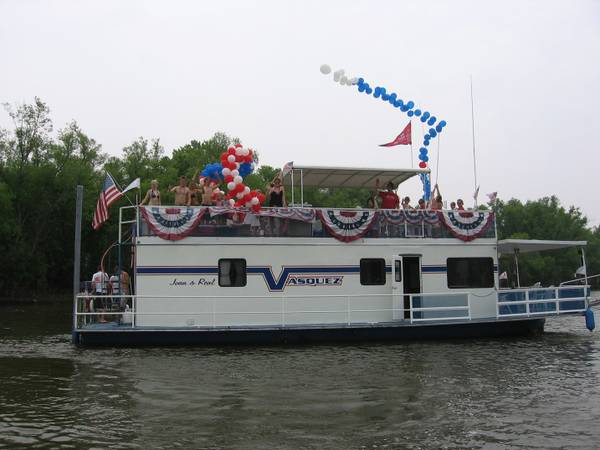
[0,303,599,448]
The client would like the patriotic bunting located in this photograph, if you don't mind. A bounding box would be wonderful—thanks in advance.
[317,209,379,242]
[141,206,206,241]
[381,210,405,225]
[438,210,494,242]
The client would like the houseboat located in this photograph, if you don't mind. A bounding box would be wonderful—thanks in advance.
[72,166,593,346]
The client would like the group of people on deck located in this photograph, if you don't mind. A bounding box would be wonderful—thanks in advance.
[139,174,286,208]
[371,178,465,211]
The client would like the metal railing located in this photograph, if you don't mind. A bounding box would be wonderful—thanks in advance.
[497,286,589,318]
[74,291,472,330]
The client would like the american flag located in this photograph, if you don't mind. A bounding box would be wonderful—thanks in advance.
[92,174,123,230]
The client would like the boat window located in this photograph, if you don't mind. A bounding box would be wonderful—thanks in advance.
[394,260,402,282]
[360,258,386,285]
[446,257,494,289]
[218,259,247,287]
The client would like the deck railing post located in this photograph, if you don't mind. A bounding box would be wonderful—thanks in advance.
[73,185,83,334]
[526,289,530,316]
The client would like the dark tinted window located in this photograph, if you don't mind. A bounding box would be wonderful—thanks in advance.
[447,257,494,289]
[219,259,247,287]
[360,258,386,285]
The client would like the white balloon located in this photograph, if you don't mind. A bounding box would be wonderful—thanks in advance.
[227,182,236,190]
[349,77,358,85]
[236,192,244,199]
[231,169,239,177]
[319,64,331,75]
[333,69,344,82]
[234,176,243,184]
[340,75,348,85]
[243,186,250,194]
[250,163,256,170]
[228,199,235,206]
[245,201,252,208]
[251,197,259,205]
[241,148,249,156]
[227,155,235,163]
[235,147,243,156]
[235,162,240,170]
[222,168,231,176]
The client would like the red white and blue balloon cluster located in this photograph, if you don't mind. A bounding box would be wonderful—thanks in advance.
[200,144,266,211]
[319,64,447,200]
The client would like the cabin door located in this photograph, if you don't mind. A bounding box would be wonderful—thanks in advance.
[392,255,422,320]
[391,257,404,320]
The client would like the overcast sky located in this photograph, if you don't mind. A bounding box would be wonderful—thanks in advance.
[1,0,599,224]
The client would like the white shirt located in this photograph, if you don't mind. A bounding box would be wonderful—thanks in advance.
[92,271,109,294]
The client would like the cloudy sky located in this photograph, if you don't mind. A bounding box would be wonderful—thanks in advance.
[1,0,599,223]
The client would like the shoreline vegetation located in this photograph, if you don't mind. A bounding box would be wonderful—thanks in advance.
[1,98,598,302]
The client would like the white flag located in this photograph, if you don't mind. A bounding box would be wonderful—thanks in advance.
[575,266,586,277]
[487,192,498,202]
[282,161,294,177]
[499,271,508,280]
[123,178,141,194]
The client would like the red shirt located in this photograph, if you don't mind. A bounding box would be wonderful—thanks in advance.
[378,191,400,209]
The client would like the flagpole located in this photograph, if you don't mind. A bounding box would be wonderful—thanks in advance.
[470,75,479,207]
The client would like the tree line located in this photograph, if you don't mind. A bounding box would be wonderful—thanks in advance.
[0,98,597,299]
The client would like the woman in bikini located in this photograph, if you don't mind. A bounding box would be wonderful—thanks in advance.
[140,180,161,206]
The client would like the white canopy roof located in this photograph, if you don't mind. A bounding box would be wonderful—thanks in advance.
[283,165,430,189]
[497,239,587,254]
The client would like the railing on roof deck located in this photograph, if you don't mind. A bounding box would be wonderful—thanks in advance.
[124,205,497,241]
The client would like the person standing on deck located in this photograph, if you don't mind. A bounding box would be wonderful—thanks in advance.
[140,179,161,206]
[91,266,109,323]
[267,175,286,207]
[374,179,400,210]
[170,176,191,206]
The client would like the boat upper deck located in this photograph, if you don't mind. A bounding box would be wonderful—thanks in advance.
[130,205,496,242]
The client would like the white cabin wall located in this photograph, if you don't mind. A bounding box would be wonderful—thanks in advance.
[134,237,498,327]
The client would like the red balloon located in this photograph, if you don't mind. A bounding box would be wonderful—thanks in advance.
[235,143,242,148]
[419,162,427,168]
[224,175,234,183]
[257,193,266,203]
[228,148,236,155]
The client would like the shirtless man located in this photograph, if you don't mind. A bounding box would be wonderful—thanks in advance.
[170,176,191,206]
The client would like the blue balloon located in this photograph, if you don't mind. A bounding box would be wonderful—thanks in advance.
[381,94,389,101]
[401,105,409,112]
[373,87,381,98]
[393,100,401,107]
[422,111,430,120]
[366,87,373,94]
[389,93,397,103]
[420,149,428,156]
[406,100,415,109]
[435,124,442,132]
[414,109,422,116]
[238,162,254,177]
[429,128,437,137]
[422,155,429,162]
[407,110,414,117]
[427,116,436,126]
[358,77,364,84]
[424,134,430,140]
[439,120,447,127]
[424,140,430,146]
[420,147,427,153]
[358,84,366,92]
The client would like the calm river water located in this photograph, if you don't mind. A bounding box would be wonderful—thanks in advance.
[1,301,600,449]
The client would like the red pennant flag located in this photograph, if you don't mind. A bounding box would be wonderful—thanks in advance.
[379,122,412,147]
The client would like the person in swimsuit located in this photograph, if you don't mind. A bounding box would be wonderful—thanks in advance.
[267,176,286,207]
[189,180,200,206]
[140,180,161,206]
[201,177,214,206]
[170,176,191,206]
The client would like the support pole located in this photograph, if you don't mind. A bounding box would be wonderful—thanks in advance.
[300,169,304,207]
[514,249,521,288]
[581,247,589,297]
[72,185,83,337]
[291,169,295,206]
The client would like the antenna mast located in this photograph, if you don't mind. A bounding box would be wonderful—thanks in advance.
[470,75,479,206]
